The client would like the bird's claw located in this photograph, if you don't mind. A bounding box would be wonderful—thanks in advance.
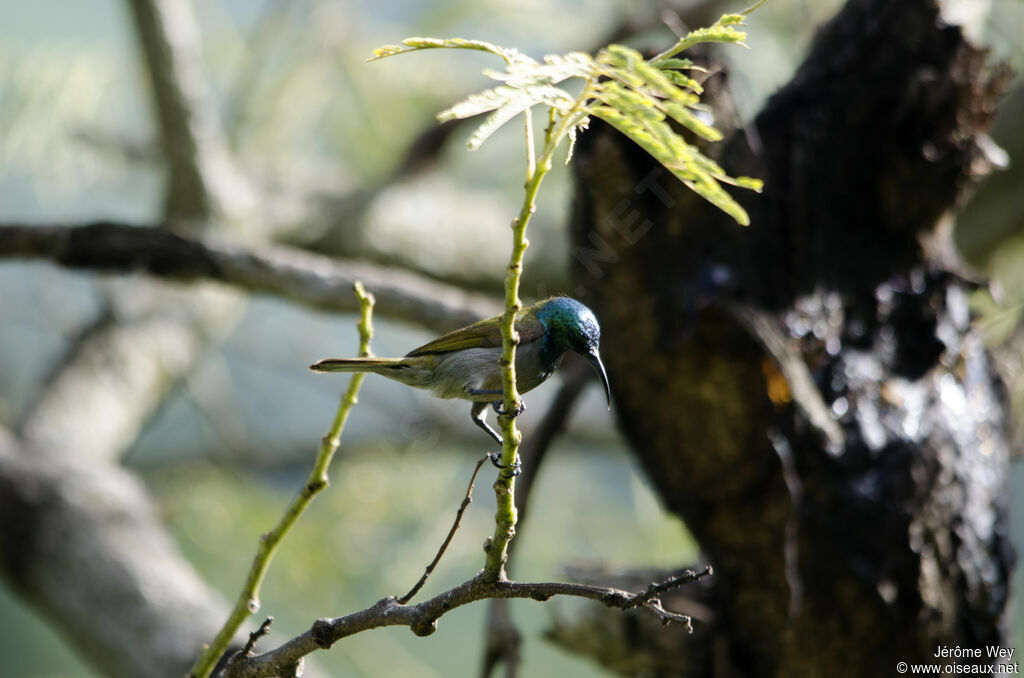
[488,452,522,477]
[491,400,526,418]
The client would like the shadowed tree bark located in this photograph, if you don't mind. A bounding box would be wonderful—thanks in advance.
[566,0,1015,675]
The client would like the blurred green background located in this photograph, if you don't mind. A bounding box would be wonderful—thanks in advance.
[0,0,1021,676]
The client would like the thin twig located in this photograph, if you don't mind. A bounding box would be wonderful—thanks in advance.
[220,567,713,678]
[221,616,277,677]
[638,566,713,603]
[645,599,695,631]
[190,283,376,678]
[399,455,489,604]
[243,618,275,655]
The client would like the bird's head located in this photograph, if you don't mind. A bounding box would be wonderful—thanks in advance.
[536,297,611,408]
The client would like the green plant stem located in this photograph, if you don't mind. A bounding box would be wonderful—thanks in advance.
[524,111,536,184]
[483,100,591,583]
[189,282,375,678]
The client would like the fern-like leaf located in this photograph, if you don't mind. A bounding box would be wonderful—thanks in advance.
[565,117,590,165]
[440,84,575,150]
[597,46,722,142]
[371,2,766,224]
[369,37,532,65]
[485,52,595,88]
[588,97,753,225]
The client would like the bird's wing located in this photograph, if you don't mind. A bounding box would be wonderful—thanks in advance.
[406,310,545,356]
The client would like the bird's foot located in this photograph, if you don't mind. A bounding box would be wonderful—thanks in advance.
[488,452,522,477]
[491,399,526,418]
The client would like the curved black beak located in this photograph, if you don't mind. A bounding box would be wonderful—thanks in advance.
[585,348,612,409]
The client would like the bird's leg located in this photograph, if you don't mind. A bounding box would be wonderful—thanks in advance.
[470,402,521,476]
[471,401,503,445]
[467,388,525,418]
[491,399,526,417]
[487,452,522,477]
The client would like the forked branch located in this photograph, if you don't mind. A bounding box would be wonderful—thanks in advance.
[218,567,713,678]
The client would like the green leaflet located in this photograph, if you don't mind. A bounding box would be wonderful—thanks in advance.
[588,100,753,226]
[661,70,704,94]
[597,45,720,142]
[439,83,575,150]
[485,52,596,88]
[370,37,530,64]
[731,176,765,191]
[564,117,590,165]
[371,2,764,225]
[661,102,722,141]
[655,57,699,72]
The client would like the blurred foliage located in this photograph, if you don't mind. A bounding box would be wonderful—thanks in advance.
[0,47,122,193]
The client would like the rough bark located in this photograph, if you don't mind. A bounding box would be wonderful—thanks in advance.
[566,0,1014,675]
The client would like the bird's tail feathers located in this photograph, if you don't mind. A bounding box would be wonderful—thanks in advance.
[309,357,408,373]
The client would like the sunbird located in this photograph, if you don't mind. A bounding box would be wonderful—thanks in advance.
[309,296,611,444]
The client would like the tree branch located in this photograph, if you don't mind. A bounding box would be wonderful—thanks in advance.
[0,222,499,334]
[0,428,231,678]
[15,293,238,463]
[127,0,257,224]
[6,3,293,674]
[219,567,713,678]
[15,0,259,465]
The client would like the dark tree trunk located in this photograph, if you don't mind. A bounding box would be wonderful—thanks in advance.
[565,0,1015,675]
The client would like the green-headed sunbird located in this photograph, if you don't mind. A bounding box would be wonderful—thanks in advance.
[309,296,611,444]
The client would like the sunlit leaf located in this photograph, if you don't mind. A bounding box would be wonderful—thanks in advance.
[648,9,756,66]
[661,102,722,141]
[369,37,531,64]
[588,101,752,225]
[438,87,511,121]
[655,57,699,71]
[439,84,575,150]
[371,45,404,59]
[485,52,595,88]
[565,116,590,165]
[661,69,704,94]
[375,6,766,225]
[729,176,764,192]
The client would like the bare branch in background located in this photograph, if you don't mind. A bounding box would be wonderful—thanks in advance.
[13,2,255,466]
[0,222,500,333]
[2,1,269,674]
[14,0,263,467]
[16,294,239,463]
[127,0,257,225]
[0,429,229,678]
